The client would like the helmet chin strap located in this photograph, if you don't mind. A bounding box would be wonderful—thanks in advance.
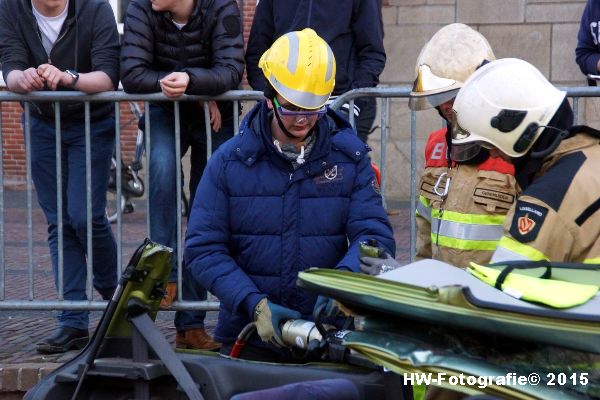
[529,125,569,159]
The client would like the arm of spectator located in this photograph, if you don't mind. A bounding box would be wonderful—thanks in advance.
[184,147,264,319]
[5,69,45,94]
[576,0,600,75]
[244,0,275,91]
[0,1,43,93]
[208,100,222,131]
[120,1,166,93]
[349,0,386,89]
[181,0,244,95]
[36,64,114,93]
[86,0,120,92]
[336,152,395,272]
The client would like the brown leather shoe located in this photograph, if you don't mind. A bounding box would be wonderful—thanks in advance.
[160,282,177,308]
[175,328,221,351]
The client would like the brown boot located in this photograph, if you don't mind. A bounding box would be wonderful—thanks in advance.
[160,282,177,308]
[175,328,221,351]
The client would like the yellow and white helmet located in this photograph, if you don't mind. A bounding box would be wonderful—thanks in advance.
[409,23,495,111]
[259,28,336,110]
[451,58,566,158]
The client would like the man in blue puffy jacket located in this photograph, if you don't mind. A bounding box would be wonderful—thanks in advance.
[184,29,394,361]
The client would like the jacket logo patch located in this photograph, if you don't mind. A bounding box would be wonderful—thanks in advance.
[509,200,548,243]
[517,214,535,235]
[314,165,343,184]
[324,165,338,180]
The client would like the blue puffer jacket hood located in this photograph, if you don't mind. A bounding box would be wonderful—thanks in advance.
[185,101,394,345]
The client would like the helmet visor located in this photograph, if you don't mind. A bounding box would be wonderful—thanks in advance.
[409,89,460,111]
[450,142,483,162]
[450,110,496,161]
[409,65,460,110]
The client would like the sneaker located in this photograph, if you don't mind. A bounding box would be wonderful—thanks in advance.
[36,326,89,354]
[175,328,220,351]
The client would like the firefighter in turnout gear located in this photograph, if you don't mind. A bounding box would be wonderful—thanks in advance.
[452,58,600,264]
[410,24,520,267]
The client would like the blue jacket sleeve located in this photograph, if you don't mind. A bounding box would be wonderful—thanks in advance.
[244,0,274,91]
[336,152,395,272]
[184,149,265,319]
[576,0,600,75]
[350,0,386,89]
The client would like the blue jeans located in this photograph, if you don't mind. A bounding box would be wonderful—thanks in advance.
[147,105,234,331]
[27,115,117,330]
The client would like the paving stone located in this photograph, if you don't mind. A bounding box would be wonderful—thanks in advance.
[0,367,18,392]
[17,366,39,391]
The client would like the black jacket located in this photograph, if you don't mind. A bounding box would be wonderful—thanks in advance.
[245,0,386,95]
[120,0,245,119]
[0,0,120,122]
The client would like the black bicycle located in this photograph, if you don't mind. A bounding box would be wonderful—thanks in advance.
[106,102,189,223]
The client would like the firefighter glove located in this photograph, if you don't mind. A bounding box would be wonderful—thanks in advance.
[254,298,301,347]
[360,253,401,275]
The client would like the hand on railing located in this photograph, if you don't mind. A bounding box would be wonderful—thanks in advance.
[159,72,190,98]
[207,100,222,131]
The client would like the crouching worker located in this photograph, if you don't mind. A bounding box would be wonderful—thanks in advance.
[184,29,395,362]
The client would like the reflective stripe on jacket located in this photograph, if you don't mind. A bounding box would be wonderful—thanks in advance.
[416,128,519,267]
[491,132,600,264]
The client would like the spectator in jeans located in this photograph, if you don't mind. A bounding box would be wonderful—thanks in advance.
[245,0,386,144]
[120,0,244,350]
[0,0,120,353]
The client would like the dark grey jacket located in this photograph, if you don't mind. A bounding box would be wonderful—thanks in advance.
[120,0,245,119]
[0,0,120,122]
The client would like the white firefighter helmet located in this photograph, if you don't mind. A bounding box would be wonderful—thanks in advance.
[451,58,566,159]
[409,23,495,111]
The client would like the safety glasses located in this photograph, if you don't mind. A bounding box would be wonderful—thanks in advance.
[273,97,327,117]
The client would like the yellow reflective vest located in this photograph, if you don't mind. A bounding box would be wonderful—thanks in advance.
[417,128,520,267]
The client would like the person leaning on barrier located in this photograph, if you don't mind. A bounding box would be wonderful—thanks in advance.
[184,29,395,362]
[452,58,600,264]
[0,0,120,353]
[245,0,386,144]
[406,24,519,269]
[120,0,245,351]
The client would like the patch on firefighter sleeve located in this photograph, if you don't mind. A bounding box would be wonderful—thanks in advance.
[509,200,548,243]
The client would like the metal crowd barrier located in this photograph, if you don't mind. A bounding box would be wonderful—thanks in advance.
[0,86,596,312]
[0,90,263,311]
